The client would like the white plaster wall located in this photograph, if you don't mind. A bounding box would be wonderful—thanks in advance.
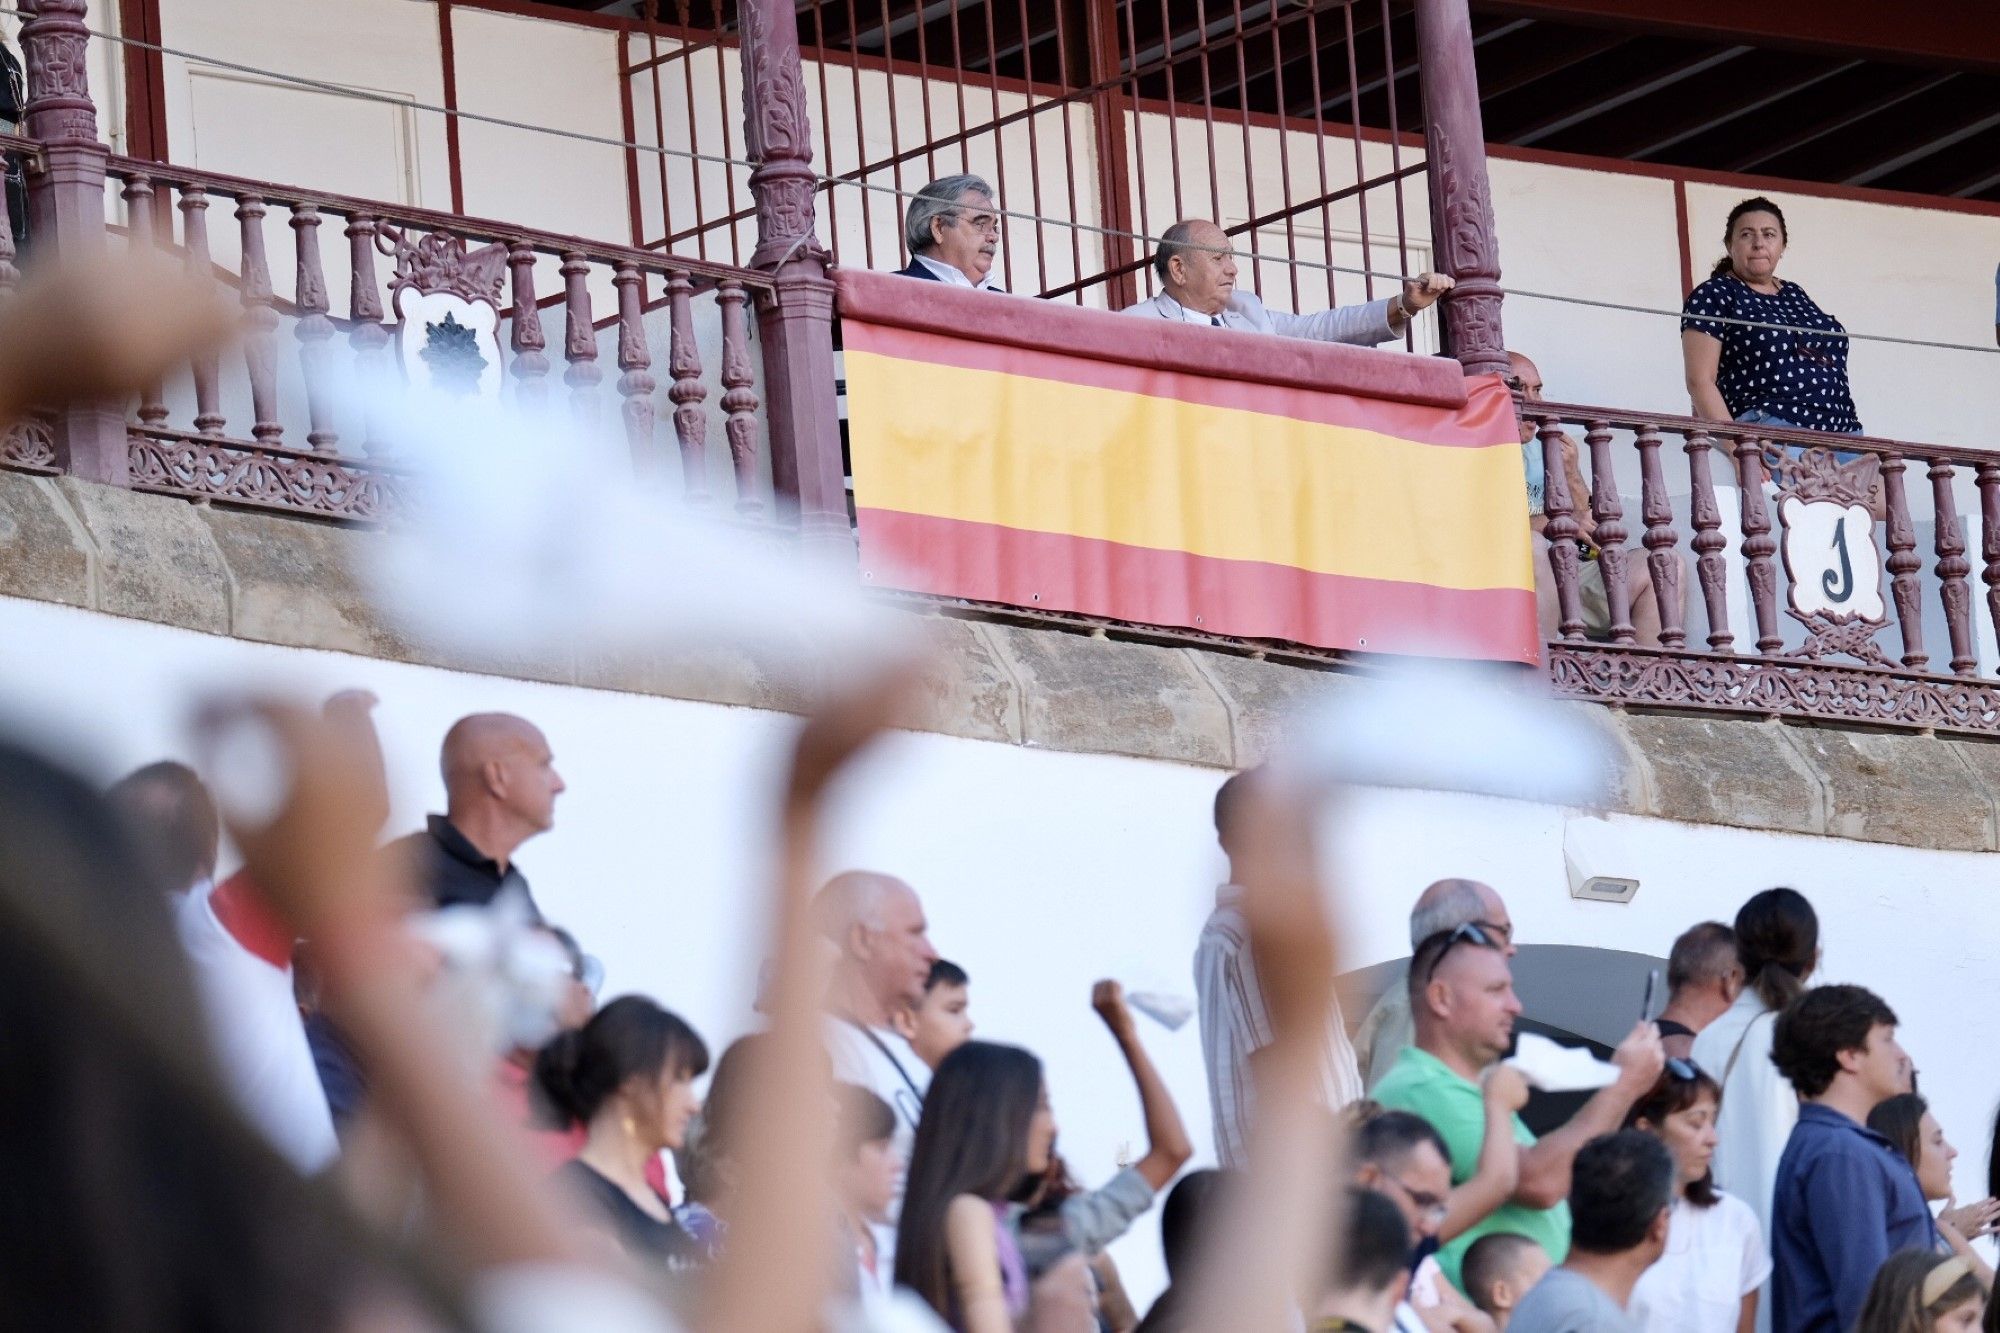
[7,592,2000,1305]
[155,0,451,209]
[453,6,629,310]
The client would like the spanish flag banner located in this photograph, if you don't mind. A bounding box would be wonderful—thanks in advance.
[840,275,1539,664]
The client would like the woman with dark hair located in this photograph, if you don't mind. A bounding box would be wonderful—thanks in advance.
[536,995,711,1268]
[895,1040,1059,1332]
[1692,886,1818,1246]
[1626,1062,1770,1333]
[1855,1251,1985,1333]
[1680,196,1862,436]
[1870,1094,1999,1286]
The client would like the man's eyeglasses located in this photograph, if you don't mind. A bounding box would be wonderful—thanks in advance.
[952,211,1002,236]
[1419,921,1506,984]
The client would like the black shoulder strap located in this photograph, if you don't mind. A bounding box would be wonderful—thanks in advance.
[839,1016,926,1108]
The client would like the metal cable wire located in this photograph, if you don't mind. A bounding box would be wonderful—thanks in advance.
[4,4,1996,355]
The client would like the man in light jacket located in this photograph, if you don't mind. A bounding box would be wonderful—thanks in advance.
[1122,217,1451,343]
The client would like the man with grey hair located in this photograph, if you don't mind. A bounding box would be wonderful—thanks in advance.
[1654,921,1741,1060]
[1122,217,1451,342]
[814,869,939,1271]
[1356,877,1517,1091]
[894,173,1005,292]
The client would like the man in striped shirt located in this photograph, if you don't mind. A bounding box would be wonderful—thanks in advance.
[1194,768,1363,1169]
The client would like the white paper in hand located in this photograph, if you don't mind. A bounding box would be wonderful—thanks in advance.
[1505,1032,1618,1092]
[1127,991,1194,1032]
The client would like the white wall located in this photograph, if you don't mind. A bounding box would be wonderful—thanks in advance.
[8,590,2000,1305]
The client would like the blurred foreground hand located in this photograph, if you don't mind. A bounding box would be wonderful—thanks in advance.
[0,252,239,426]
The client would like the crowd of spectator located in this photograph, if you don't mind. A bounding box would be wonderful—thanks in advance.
[17,693,1994,1333]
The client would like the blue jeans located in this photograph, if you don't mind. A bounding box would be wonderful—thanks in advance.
[1734,407,1863,462]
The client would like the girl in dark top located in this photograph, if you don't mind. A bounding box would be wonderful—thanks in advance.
[896,1040,1058,1333]
[537,994,711,1269]
[1681,196,1862,435]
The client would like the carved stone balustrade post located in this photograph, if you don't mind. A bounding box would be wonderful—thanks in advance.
[1880,452,1927,670]
[560,251,602,428]
[1684,430,1733,652]
[236,194,283,444]
[718,279,763,518]
[613,262,657,478]
[1538,416,1585,641]
[20,0,127,483]
[180,187,226,436]
[291,204,338,452]
[1412,0,1505,376]
[345,214,391,455]
[1584,419,1633,645]
[665,269,710,506]
[122,176,169,429]
[507,242,550,411]
[1930,458,1975,676]
[739,0,850,554]
[1636,425,1685,649]
[1731,433,1781,655]
[1979,461,2000,659]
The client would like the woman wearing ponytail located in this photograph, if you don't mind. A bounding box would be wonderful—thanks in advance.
[1691,888,1819,1270]
[535,995,712,1271]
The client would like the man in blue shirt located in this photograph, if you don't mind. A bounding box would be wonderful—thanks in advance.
[1768,984,1929,1333]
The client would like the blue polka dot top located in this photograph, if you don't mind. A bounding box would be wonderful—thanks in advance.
[1680,273,1861,434]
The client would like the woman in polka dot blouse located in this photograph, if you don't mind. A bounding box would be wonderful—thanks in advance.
[1679,196,1861,436]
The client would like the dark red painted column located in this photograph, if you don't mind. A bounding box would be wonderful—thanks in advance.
[1413,0,1508,378]
[738,0,851,558]
[20,0,128,484]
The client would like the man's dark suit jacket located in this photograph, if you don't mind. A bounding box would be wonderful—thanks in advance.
[892,258,1006,294]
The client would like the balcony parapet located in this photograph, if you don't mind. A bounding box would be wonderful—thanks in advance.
[1524,398,2000,735]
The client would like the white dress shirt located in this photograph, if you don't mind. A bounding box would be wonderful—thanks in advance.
[914,254,1000,291]
[1194,884,1363,1168]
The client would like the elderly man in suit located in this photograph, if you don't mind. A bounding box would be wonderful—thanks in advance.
[1123,218,1451,343]
[893,174,1006,293]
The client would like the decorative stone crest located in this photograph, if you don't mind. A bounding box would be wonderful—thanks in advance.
[1767,445,1889,666]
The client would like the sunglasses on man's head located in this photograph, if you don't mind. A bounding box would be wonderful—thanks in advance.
[1419,920,1506,984]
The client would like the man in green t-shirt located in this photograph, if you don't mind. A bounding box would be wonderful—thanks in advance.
[1373,922,1664,1293]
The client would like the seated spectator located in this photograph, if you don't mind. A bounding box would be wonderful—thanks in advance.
[1508,1132,1675,1333]
[1654,922,1743,1061]
[833,1084,903,1302]
[1014,981,1191,1274]
[1854,1251,1986,1333]
[1352,1102,1522,1332]
[1133,1169,1229,1333]
[1868,1094,1999,1285]
[1769,984,1929,1333]
[1462,1233,1552,1332]
[536,995,711,1270]
[895,175,1005,292]
[1373,922,1663,1290]
[495,924,597,1167]
[895,957,974,1070]
[1309,1188,1417,1333]
[104,759,218,898]
[1692,887,1820,1245]
[1198,768,1363,1168]
[1122,218,1452,344]
[896,1040,1058,1333]
[387,712,566,917]
[1624,1062,1771,1333]
[1681,196,1861,436]
[1357,878,1518,1092]
[1509,350,1677,648]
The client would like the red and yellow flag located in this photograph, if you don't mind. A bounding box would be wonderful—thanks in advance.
[842,279,1538,664]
